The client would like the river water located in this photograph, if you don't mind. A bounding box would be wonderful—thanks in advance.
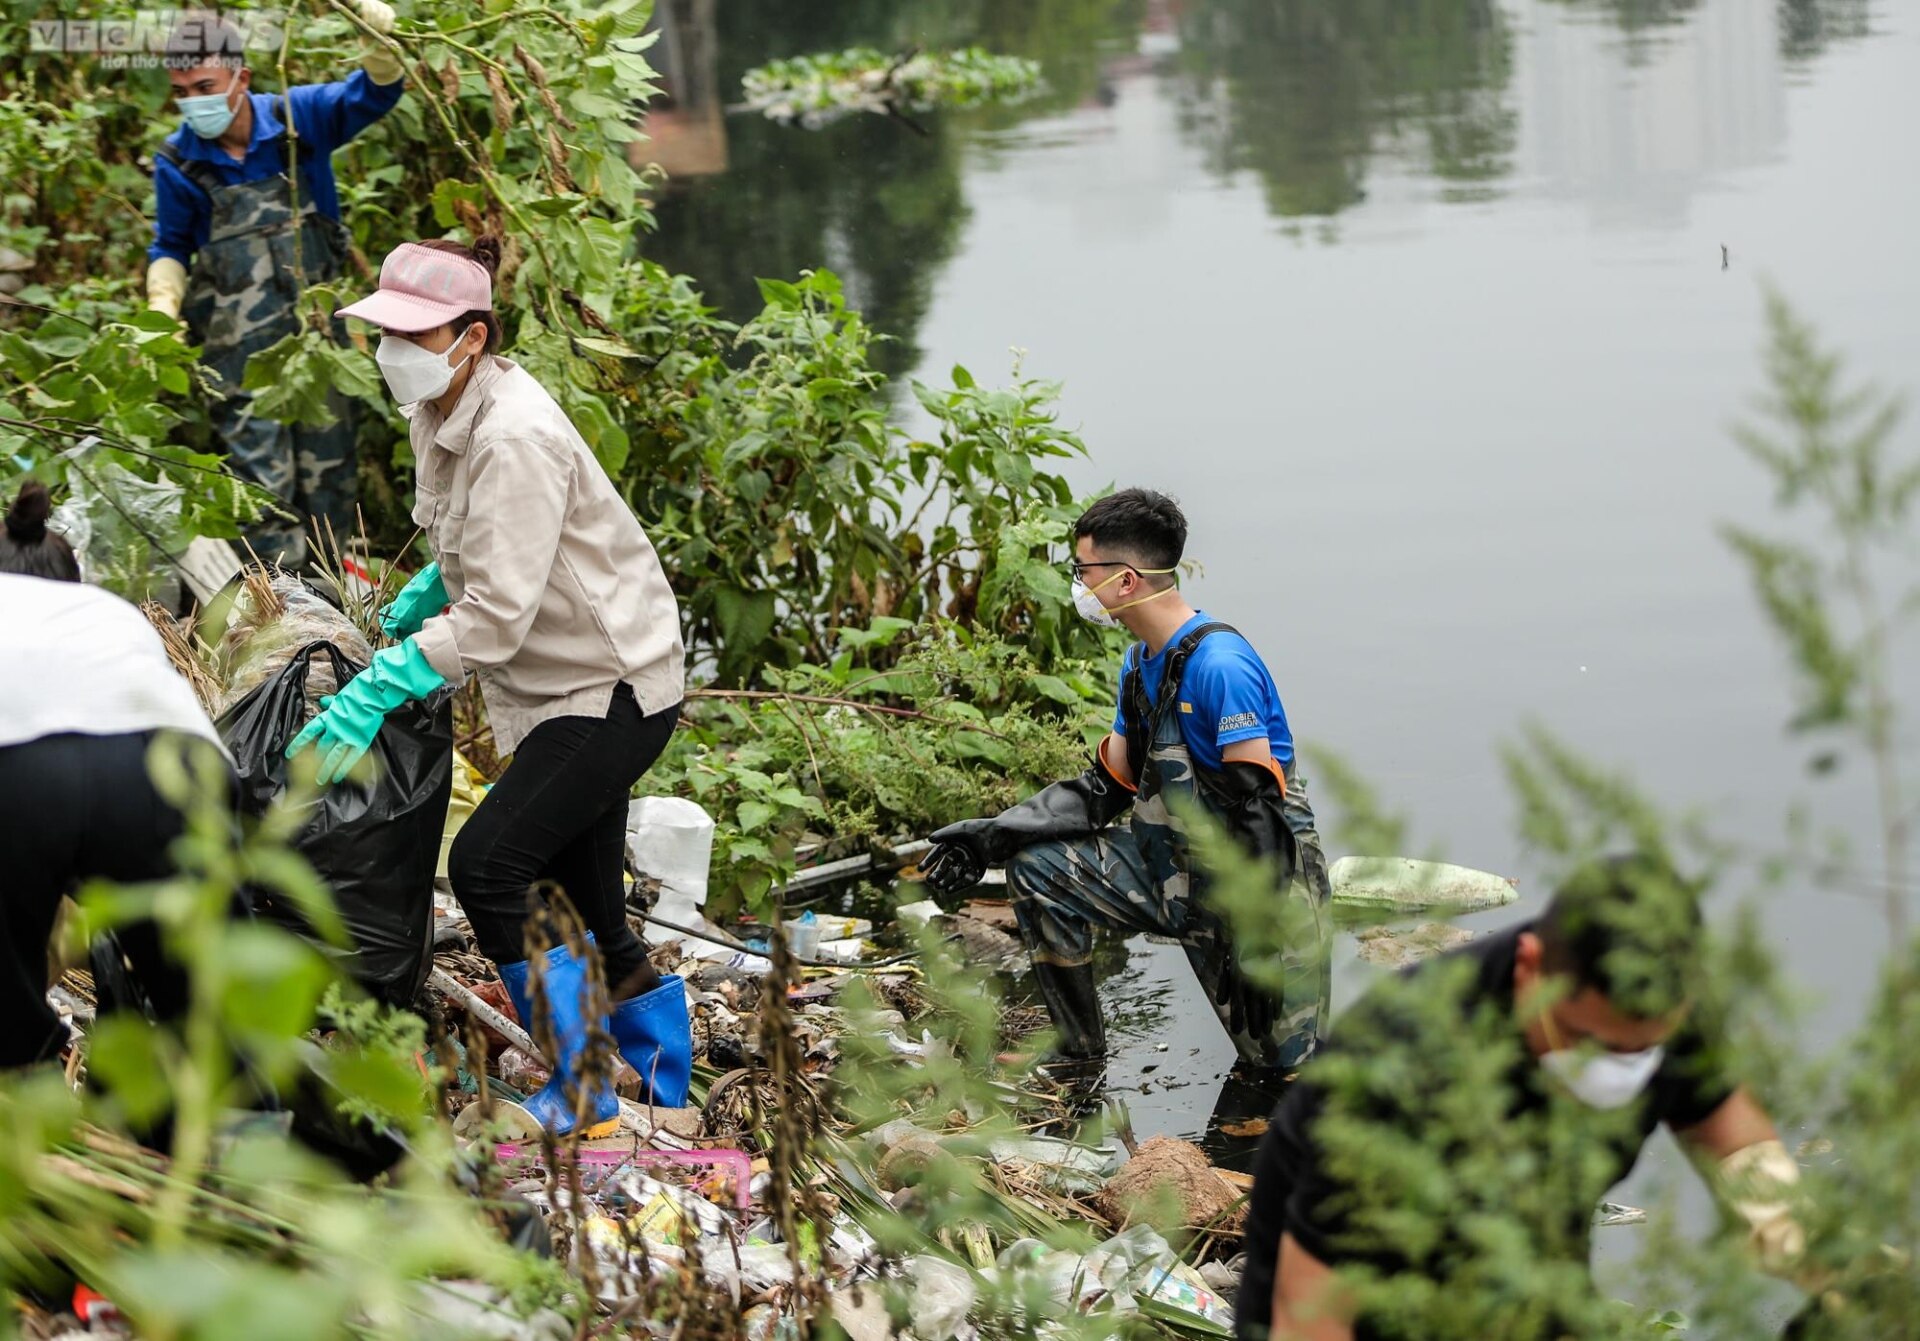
[641,0,1919,1251]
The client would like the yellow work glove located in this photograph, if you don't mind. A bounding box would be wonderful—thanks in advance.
[145,256,188,321]
[1717,1139,1808,1277]
[355,0,404,84]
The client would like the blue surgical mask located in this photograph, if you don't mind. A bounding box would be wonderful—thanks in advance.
[177,80,243,140]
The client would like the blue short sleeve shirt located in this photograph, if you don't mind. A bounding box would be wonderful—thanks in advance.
[149,72,403,266]
[1111,611,1295,772]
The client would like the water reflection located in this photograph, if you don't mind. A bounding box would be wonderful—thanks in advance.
[640,0,1144,374]
[646,112,967,377]
[1775,0,1873,64]
[1545,0,1704,66]
[637,0,728,180]
[633,0,1911,1151]
[641,0,1531,349]
[1522,0,1787,230]
[639,0,1891,364]
[1549,0,1875,64]
[1169,0,1518,220]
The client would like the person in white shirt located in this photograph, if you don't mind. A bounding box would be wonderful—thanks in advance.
[0,480,229,1066]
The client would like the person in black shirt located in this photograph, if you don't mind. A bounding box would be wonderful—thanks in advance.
[1238,856,1808,1340]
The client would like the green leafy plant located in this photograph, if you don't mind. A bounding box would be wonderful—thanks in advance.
[741,46,1044,127]
[0,737,555,1338]
[1721,287,1916,945]
[650,618,1109,912]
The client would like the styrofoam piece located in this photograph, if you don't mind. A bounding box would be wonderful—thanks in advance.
[1329,856,1518,914]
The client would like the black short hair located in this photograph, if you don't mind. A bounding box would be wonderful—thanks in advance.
[1073,488,1187,574]
[1535,852,1703,1019]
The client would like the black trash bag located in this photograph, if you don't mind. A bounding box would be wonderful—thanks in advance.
[284,1052,412,1182]
[218,640,454,1007]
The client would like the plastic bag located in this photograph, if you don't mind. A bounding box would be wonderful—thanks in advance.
[906,1256,977,1337]
[627,795,714,904]
[49,457,187,603]
[993,1225,1233,1330]
[219,641,453,1005]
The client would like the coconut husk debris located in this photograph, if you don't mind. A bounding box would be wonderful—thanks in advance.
[1095,1135,1247,1239]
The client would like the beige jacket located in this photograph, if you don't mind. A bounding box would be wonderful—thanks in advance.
[409,355,685,756]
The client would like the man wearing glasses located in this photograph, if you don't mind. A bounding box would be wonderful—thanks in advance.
[922,488,1333,1083]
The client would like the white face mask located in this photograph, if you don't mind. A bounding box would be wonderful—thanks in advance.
[376,330,474,405]
[1540,1043,1664,1109]
[1072,577,1120,628]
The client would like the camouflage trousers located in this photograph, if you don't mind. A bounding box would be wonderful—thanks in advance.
[205,387,357,569]
[1006,827,1331,1070]
[183,176,357,569]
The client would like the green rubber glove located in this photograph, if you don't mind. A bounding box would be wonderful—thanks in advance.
[285,638,446,785]
[378,562,448,641]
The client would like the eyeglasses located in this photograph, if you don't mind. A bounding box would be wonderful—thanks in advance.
[1065,559,1133,582]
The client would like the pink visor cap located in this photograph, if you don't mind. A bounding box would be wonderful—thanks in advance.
[335,242,492,332]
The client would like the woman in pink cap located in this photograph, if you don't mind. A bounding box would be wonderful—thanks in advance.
[289,237,691,1137]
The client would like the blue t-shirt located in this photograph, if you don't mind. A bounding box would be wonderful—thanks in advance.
[1111,611,1295,772]
[149,73,404,266]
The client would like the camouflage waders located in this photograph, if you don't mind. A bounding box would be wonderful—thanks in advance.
[1006,625,1334,1069]
[163,103,357,568]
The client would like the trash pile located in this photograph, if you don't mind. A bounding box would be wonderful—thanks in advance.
[406,819,1639,1340]
[391,794,1258,1339]
[214,568,372,714]
[88,567,1546,1339]
[144,563,379,720]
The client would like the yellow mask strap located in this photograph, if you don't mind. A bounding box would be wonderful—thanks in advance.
[1539,1001,1568,1053]
[1086,564,1178,612]
[1111,584,1177,614]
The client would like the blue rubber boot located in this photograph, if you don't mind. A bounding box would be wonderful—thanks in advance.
[496,940,620,1139]
[608,975,693,1108]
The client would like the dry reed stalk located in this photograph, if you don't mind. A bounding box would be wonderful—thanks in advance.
[236,538,287,623]
[141,601,222,712]
[306,512,425,648]
[305,515,378,644]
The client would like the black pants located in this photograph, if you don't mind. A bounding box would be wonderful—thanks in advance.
[0,731,201,1068]
[450,684,677,999]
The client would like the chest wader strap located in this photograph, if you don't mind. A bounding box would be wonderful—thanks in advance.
[154,96,318,202]
[1120,621,1238,786]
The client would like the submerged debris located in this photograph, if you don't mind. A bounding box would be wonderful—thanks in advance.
[939,911,1026,971]
[1353,921,1477,969]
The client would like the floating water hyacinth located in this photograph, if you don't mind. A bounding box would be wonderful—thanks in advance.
[741,47,1044,128]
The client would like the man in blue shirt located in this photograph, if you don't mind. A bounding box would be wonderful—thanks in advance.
[146,6,405,565]
[924,489,1333,1079]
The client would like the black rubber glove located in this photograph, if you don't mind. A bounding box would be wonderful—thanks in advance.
[920,840,986,895]
[923,747,1135,893]
[1193,760,1299,1051]
[1198,760,1300,865]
